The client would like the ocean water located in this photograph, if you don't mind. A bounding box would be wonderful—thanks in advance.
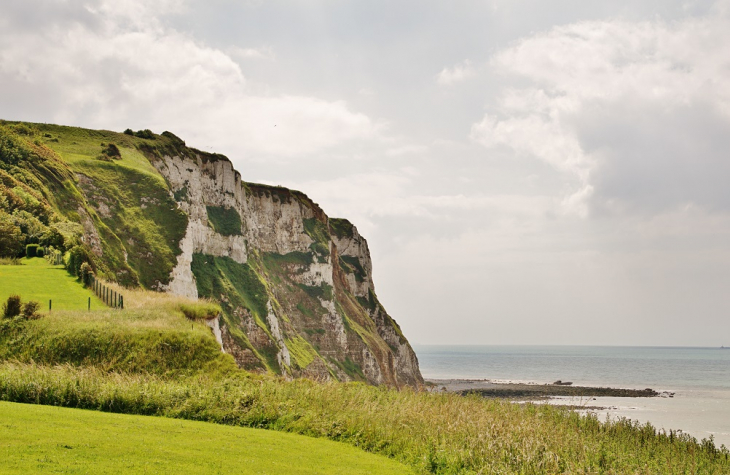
[414,345,730,447]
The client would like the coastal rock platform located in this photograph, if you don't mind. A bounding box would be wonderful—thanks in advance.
[427,379,673,399]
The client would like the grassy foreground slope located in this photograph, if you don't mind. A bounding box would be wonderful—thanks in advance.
[0,401,413,475]
[1,363,728,475]
[0,258,103,310]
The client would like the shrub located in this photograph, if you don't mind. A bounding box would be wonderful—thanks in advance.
[123,129,134,136]
[65,245,91,279]
[21,301,41,320]
[2,295,21,318]
[134,129,155,140]
[35,247,44,258]
[25,244,39,258]
[0,212,23,257]
[45,248,63,266]
[39,227,65,250]
[79,262,94,287]
[101,143,121,159]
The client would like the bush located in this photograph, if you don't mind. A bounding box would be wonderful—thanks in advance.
[2,295,21,318]
[0,212,23,257]
[123,128,134,136]
[21,301,41,319]
[65,245,91,279]
[134,129,155,140]
[25,244,39,258]
[99,143,121,160]
[45,248,63,266]
[79,262,94,287]
[35,247,44,258]
[39,227,65,250]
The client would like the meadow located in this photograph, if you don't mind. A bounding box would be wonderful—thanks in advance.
[0,257,102,311]
[0,401,411,474]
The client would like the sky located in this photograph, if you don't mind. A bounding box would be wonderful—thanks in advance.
[2,0,729,346]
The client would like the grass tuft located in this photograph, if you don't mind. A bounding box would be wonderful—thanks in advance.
[179,301,222,321]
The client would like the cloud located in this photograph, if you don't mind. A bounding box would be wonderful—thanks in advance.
[472,6,730,216]
[0,0,381,158]
[227,46,275,61]
[384,144,428,157]
[436,60,475,86]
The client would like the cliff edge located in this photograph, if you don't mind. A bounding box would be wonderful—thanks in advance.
[0,121,422,387]
[150,149,422,387]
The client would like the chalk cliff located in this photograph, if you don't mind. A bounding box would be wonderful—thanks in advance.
[147,144,422,387]
[0,121,422,388]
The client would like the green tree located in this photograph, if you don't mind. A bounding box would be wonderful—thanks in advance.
[0,211,23,257]
[12,210,47,244]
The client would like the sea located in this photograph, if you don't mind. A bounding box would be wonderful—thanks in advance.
[414,345,730,448]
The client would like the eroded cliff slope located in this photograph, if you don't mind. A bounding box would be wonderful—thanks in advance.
[0,121,422,388]
[151,150,422,387]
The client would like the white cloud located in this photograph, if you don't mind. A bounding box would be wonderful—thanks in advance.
[473,7,730,216]
[228,46,275,61]
[0,0,381,158]
[436,60,475,86]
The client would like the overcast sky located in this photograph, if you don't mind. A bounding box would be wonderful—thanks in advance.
[2,0,730,346]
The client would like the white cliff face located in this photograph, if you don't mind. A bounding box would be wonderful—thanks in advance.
[152,155,247,298]
[205,315,224,352]
[243,191,317,254]
[151,152,422,388]
[297,260,334,287]
[265,301,291,369]
[332,225,373,298]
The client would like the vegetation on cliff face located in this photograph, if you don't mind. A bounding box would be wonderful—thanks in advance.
[0,121,187,288]
[206,205,242,236]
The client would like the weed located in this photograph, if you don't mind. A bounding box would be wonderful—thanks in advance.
[21,301,41,319]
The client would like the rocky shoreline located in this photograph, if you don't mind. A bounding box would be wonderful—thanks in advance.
[426,379,675,400]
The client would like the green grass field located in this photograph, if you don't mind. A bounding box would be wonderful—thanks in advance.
[0,258,103,311]
[0,401,412,474]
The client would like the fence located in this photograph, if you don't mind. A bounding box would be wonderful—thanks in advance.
[90,275,124,309]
